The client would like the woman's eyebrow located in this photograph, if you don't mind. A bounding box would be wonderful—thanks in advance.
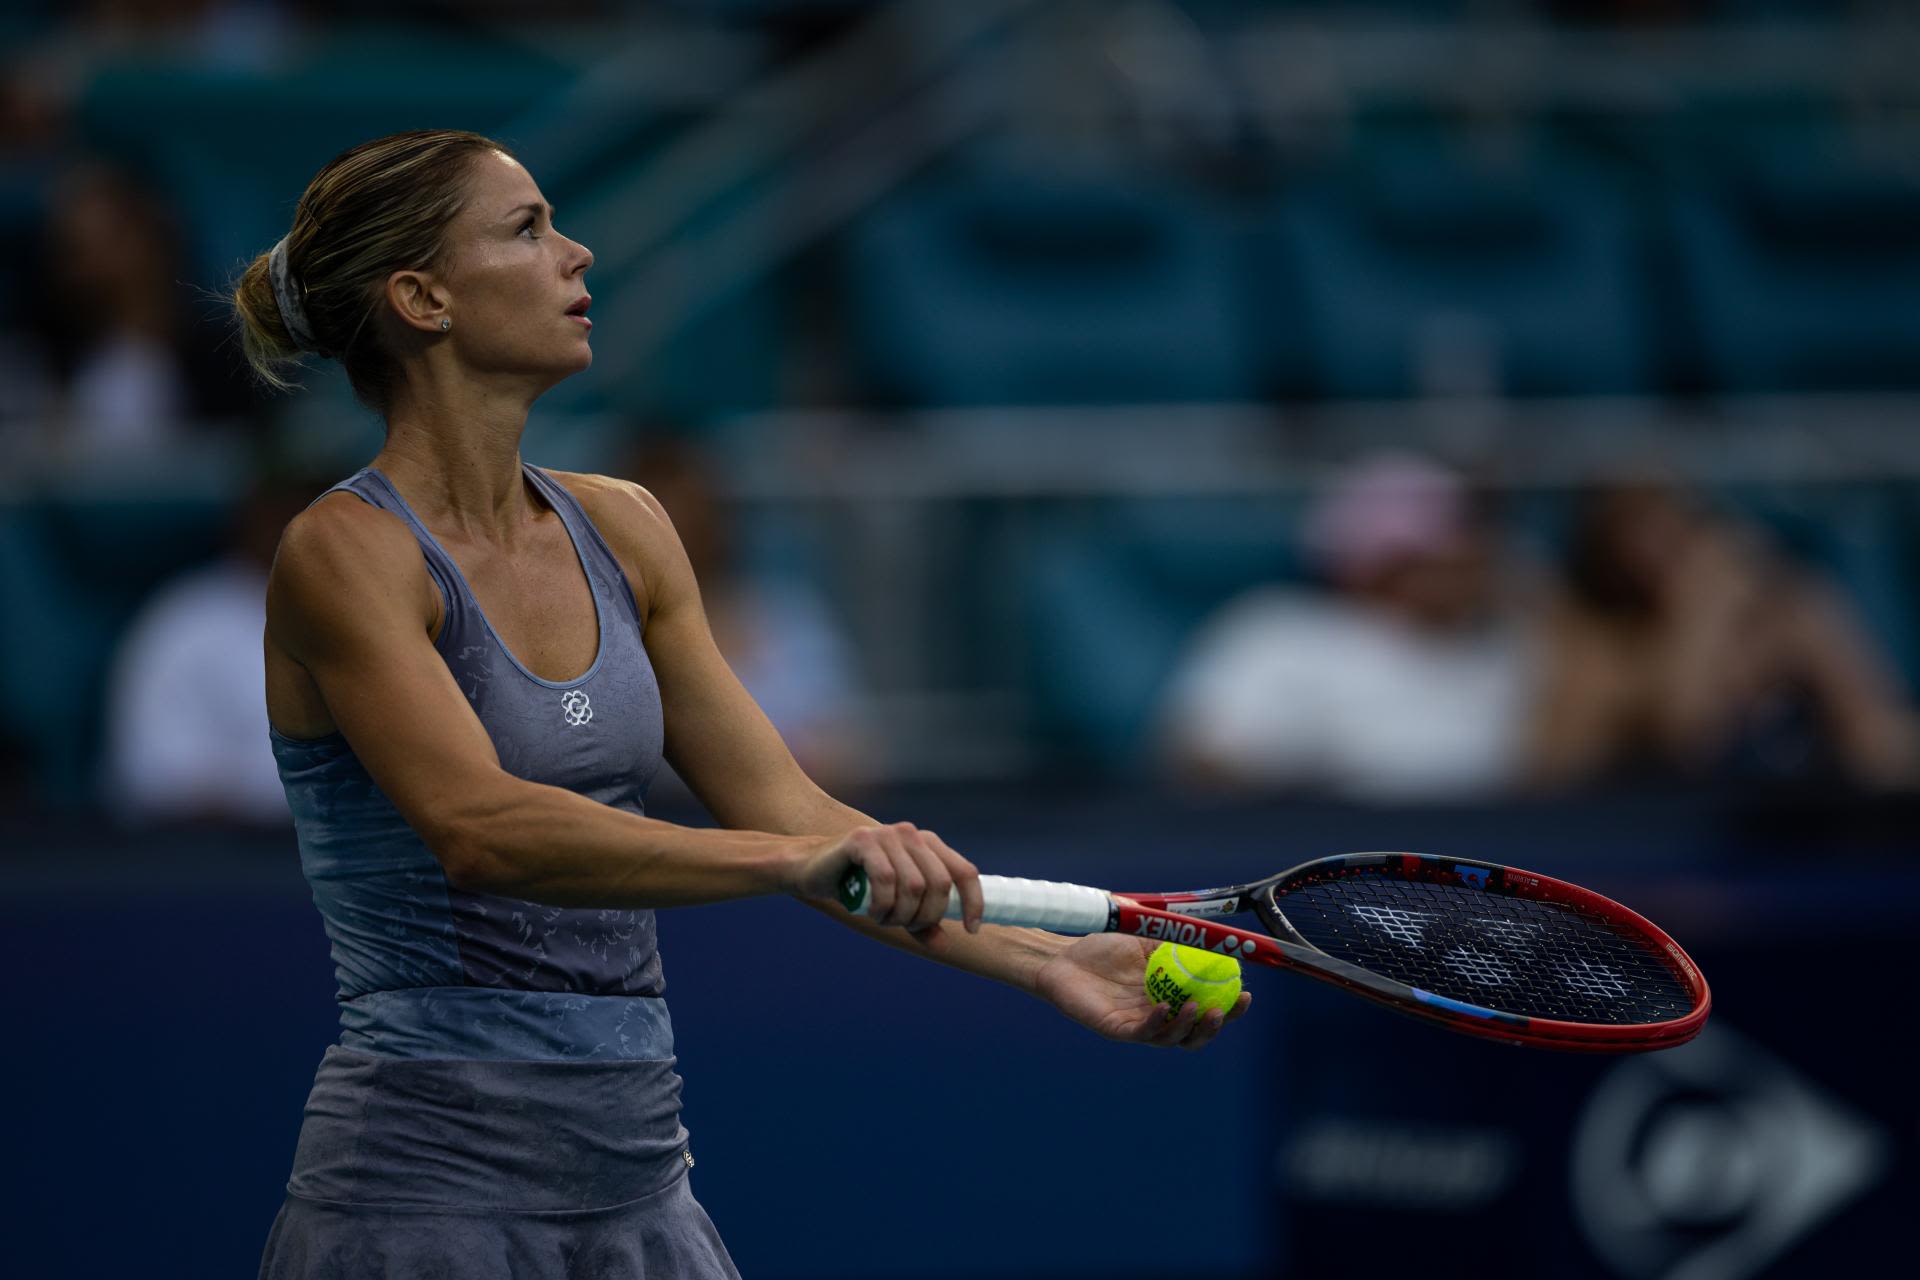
[502,200,555,223]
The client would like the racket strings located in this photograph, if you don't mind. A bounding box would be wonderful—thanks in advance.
[1275,875,1693,1025]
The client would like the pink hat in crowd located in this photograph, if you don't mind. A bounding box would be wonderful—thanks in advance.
[1302,453,1472,582]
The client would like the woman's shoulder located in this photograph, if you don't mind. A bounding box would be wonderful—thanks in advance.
[277,488,418,574]
[541,469,685,616]
[542,468,678,552]
[268,490,436,637]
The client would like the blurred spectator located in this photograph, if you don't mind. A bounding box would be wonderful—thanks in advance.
[1157,454,1541,803]
[17,161,253,467]
[100,464,314,826]
[1526,477,1920,790]
[623,435,874,794]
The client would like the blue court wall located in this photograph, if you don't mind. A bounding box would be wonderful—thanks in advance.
[3,790,1915,1279]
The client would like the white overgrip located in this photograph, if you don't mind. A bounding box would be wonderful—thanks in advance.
[964,874,1112,934]
[841,867,1113,934]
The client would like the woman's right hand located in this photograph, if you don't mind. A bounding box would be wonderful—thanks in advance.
[789,821,984,942]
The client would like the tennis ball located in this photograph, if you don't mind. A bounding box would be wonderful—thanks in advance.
[1144,941,1242,1019]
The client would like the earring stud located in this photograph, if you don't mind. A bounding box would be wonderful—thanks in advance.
[439,318,451,331]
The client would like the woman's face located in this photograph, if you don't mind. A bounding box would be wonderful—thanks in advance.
[424,149,594,385]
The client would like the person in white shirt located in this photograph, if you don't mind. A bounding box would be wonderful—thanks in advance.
[1158,453,1538,803]
[102,473,310,824]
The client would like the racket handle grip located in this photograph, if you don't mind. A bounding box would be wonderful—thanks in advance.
[837,869,1112,935]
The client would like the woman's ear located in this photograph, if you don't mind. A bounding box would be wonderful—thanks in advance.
[385,269,449,336]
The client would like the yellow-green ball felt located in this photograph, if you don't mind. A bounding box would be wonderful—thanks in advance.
[1144,941,1242,1018]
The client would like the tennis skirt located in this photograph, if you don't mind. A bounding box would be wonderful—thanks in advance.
[259,1046,740,1280]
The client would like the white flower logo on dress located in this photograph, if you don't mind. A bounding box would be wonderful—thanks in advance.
[560,689,593,726]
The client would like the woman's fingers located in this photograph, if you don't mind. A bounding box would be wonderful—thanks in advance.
[855,828,898,924]
[1145,991,1248,1050]
[893,824,952,934]
[866,822,980,938]
[824,821,978,937]
[1144,1000,1202,1047]
[868,823,940,932]
[862,825,916,928]
[803,822,977,935]
[926,832,982,933]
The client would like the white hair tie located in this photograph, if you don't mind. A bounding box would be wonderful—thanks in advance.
[267,236,322,354]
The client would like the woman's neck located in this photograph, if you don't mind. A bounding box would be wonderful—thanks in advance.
[375,403,535,541]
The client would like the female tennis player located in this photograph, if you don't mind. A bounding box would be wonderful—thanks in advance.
[235,129,1249,1278]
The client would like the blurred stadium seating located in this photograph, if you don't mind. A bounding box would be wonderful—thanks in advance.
[4,1,1920,793]
[1264,139,1655,398]
[844,160,1255,405]
[1669,125,1920,393]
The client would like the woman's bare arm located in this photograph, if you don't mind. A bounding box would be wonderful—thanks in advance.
[264,491,940,922]
[557,471,1065,988]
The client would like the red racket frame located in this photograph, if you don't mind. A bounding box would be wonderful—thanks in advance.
[1119,854,1710,1053]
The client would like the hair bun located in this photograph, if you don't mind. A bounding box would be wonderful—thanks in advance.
[267,237,323,355]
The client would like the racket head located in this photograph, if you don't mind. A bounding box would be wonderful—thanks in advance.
[1251,853,1710,1052]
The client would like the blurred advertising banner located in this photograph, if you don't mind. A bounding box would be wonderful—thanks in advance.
[1274,937,1907,1280]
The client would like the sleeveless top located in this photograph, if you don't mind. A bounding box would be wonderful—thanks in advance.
[270,463,675,1062]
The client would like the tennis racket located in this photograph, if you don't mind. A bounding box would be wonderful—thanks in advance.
[839,852,1708,1053]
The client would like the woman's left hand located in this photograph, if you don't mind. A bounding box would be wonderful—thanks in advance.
[1033,933,1252,1049]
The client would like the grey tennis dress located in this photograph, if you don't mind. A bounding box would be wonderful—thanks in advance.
[260,464,740,1280]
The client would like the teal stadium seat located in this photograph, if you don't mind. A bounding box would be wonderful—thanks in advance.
[1263,148,1655,398]
[842,165,1256,407]
[1668,137,1920,392]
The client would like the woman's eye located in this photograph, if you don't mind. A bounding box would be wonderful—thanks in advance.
[519,220,540,239]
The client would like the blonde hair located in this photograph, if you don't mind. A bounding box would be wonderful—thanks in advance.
[231,129,512,413]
